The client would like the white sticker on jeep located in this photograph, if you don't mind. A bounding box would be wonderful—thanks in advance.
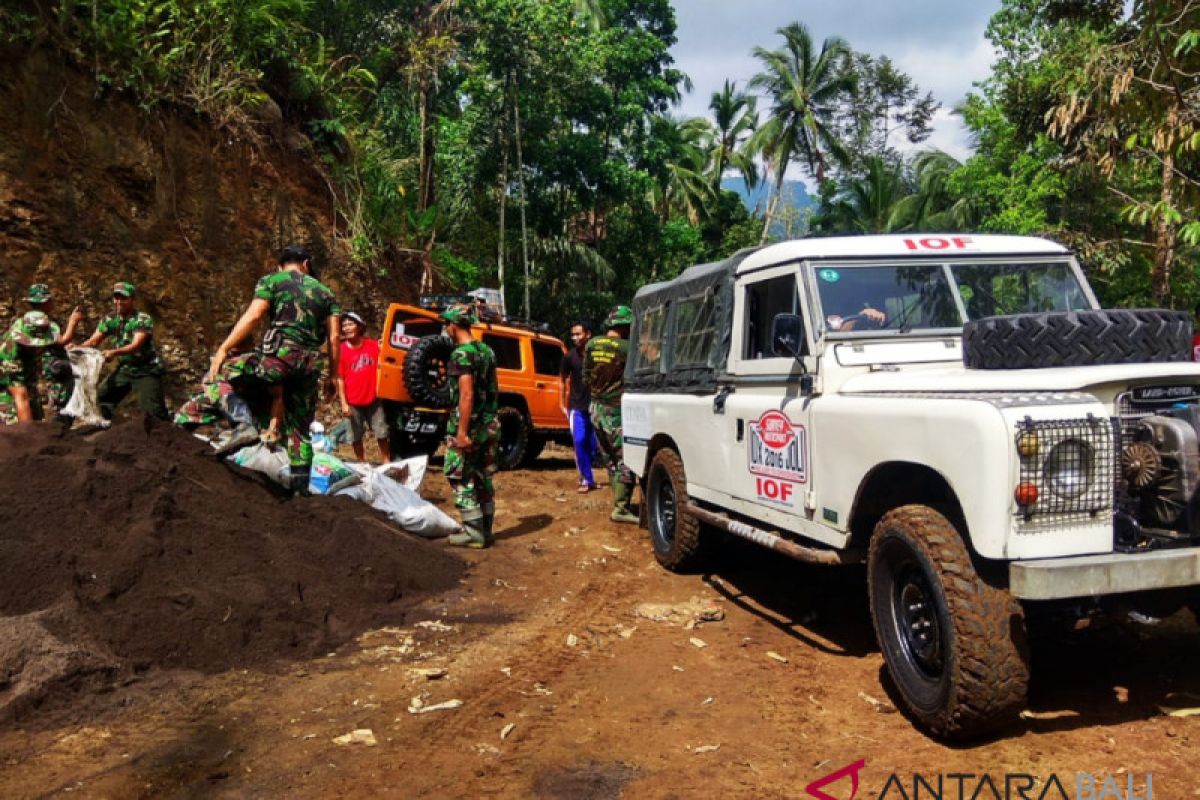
[622,398,652,445]
[748,410,807,485]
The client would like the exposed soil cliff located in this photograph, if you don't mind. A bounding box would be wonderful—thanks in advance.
[0,43,415,396]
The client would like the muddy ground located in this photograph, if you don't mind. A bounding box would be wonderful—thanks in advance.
[2,444,1198,798]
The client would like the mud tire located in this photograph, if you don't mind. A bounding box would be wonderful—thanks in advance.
[868,505,1029,740]
[496,406,531,471]
[402,335,454,408]
[388,429,440,460]
[522,434,546,466]
[962,309,1191,370]
[647,448,704,572]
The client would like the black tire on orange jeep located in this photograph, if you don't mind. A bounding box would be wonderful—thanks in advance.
[496,406,531,470]
[403,335,455,408]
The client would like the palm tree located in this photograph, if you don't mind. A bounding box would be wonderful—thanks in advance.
[649,115,716,224]
[888,150,975,231]
[814,156,911,234]
[707,80,759,191]
[748,22,854,242]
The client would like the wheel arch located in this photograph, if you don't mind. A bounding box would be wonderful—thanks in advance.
[641,433,682,481]
[497,393,530,417]
[848,461,968,550]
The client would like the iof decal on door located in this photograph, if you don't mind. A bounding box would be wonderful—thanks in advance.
[748,410,807,506]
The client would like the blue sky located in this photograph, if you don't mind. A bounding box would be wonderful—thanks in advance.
[669,1,1003,173]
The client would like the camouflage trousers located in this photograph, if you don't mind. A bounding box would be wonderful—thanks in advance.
[40,346,74,415]
[0,387,15,425]
[443,419,499,518]
[590,401,634,489]
[175,349,321,470]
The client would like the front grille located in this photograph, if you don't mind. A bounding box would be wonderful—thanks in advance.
[1015,416,1115,527]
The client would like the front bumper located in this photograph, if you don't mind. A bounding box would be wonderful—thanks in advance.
[1009,548,1200,600]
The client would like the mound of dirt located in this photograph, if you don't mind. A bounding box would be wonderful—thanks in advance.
[0,419,464,722]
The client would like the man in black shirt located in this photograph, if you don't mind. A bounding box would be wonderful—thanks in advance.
[559,320,598,493]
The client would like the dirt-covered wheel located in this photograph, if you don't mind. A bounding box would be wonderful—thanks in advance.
[402,335,454,408]
[962,309,1191,370]
[646,447,704,572]
[496,406,531,470]
[868,504,1029,740]
[521,434,546,466]
[388,429,440,460]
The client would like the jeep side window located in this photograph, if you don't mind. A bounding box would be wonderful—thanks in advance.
[672,292,718,367]
[635,305,667,373]
[482,334,522,370]
[744,274,799,359]
[532,341,563,376]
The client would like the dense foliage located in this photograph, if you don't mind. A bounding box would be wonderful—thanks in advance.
[10,0,1200,328]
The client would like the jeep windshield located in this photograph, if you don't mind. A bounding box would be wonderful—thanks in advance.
[812,260,1093,335]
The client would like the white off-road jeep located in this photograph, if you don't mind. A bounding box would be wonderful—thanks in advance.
[622,234,1200,739]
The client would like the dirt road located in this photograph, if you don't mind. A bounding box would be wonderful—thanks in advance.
[2,447,1198,798]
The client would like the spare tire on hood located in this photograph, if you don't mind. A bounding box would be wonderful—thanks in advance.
[403,334,455,407]
[962,309,1192,370]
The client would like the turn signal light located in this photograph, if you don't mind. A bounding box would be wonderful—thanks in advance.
[1014,482,1039,506]
[1016,431,1040,458]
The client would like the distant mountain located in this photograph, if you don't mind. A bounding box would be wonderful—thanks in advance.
[720,177,814,215]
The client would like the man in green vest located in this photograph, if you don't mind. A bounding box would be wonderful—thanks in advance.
[585,305,638,524]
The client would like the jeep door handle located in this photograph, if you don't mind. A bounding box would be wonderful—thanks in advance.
[536,381,547,388]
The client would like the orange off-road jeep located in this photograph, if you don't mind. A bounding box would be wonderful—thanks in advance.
[376,295,571,468]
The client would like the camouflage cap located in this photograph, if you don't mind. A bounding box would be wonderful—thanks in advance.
[604,305,634,328]
[26,284,52,304]
[12,310,59,347]
[112,282,136,298]
[439,303,478,328]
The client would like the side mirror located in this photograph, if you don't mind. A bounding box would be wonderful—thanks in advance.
[771,313,804,358]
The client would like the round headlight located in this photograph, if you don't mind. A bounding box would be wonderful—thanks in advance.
[1044,439,1092,499]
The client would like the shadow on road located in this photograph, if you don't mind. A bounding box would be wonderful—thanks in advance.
[694,533,1200,738]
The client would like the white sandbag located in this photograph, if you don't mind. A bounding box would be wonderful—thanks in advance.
[232,443,290,487]
[338,463,458,538]
[345,455,427,492]
[64,348,108,427]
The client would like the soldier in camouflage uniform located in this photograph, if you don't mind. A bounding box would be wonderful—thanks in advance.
[0,311,60,424]
[441,304,500,548]
[175,245,340,493]
[585,305,638,524]
[22,284,83,419]
[80,282,169,420]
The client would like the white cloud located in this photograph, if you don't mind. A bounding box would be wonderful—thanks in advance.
[670,1,1000,159]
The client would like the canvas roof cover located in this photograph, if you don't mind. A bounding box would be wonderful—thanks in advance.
[626,247,762,394]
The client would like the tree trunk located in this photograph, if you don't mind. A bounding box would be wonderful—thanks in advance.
[1151,143,1177,305]
[760,159,787,244]
[513,94,531,320]
[497,145,508,315]
[1151,104,1179,306]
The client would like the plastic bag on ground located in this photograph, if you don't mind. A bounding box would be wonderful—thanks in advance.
[338,458,458,538]
[310,451,361,495]
[64,348,108,428]
[232,443,290,487]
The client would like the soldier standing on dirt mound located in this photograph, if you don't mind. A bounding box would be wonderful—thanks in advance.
[585,305,638,524]
[0,311,62,424]
[176,245,340,494]
[79,282,170,420]
[441,304,500,549]
[22,284,83,421]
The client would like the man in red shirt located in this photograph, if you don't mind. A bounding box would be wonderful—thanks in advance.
[336,311,391,463]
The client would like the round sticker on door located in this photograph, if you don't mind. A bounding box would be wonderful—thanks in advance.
[817,269,840,283]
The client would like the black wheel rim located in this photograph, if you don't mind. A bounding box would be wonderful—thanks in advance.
[653,466,677,545]
[892,562,944,680]
[498,413,522,464]
[425,357,448,393]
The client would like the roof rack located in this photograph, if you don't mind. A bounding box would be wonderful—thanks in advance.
[417,294,552,334]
